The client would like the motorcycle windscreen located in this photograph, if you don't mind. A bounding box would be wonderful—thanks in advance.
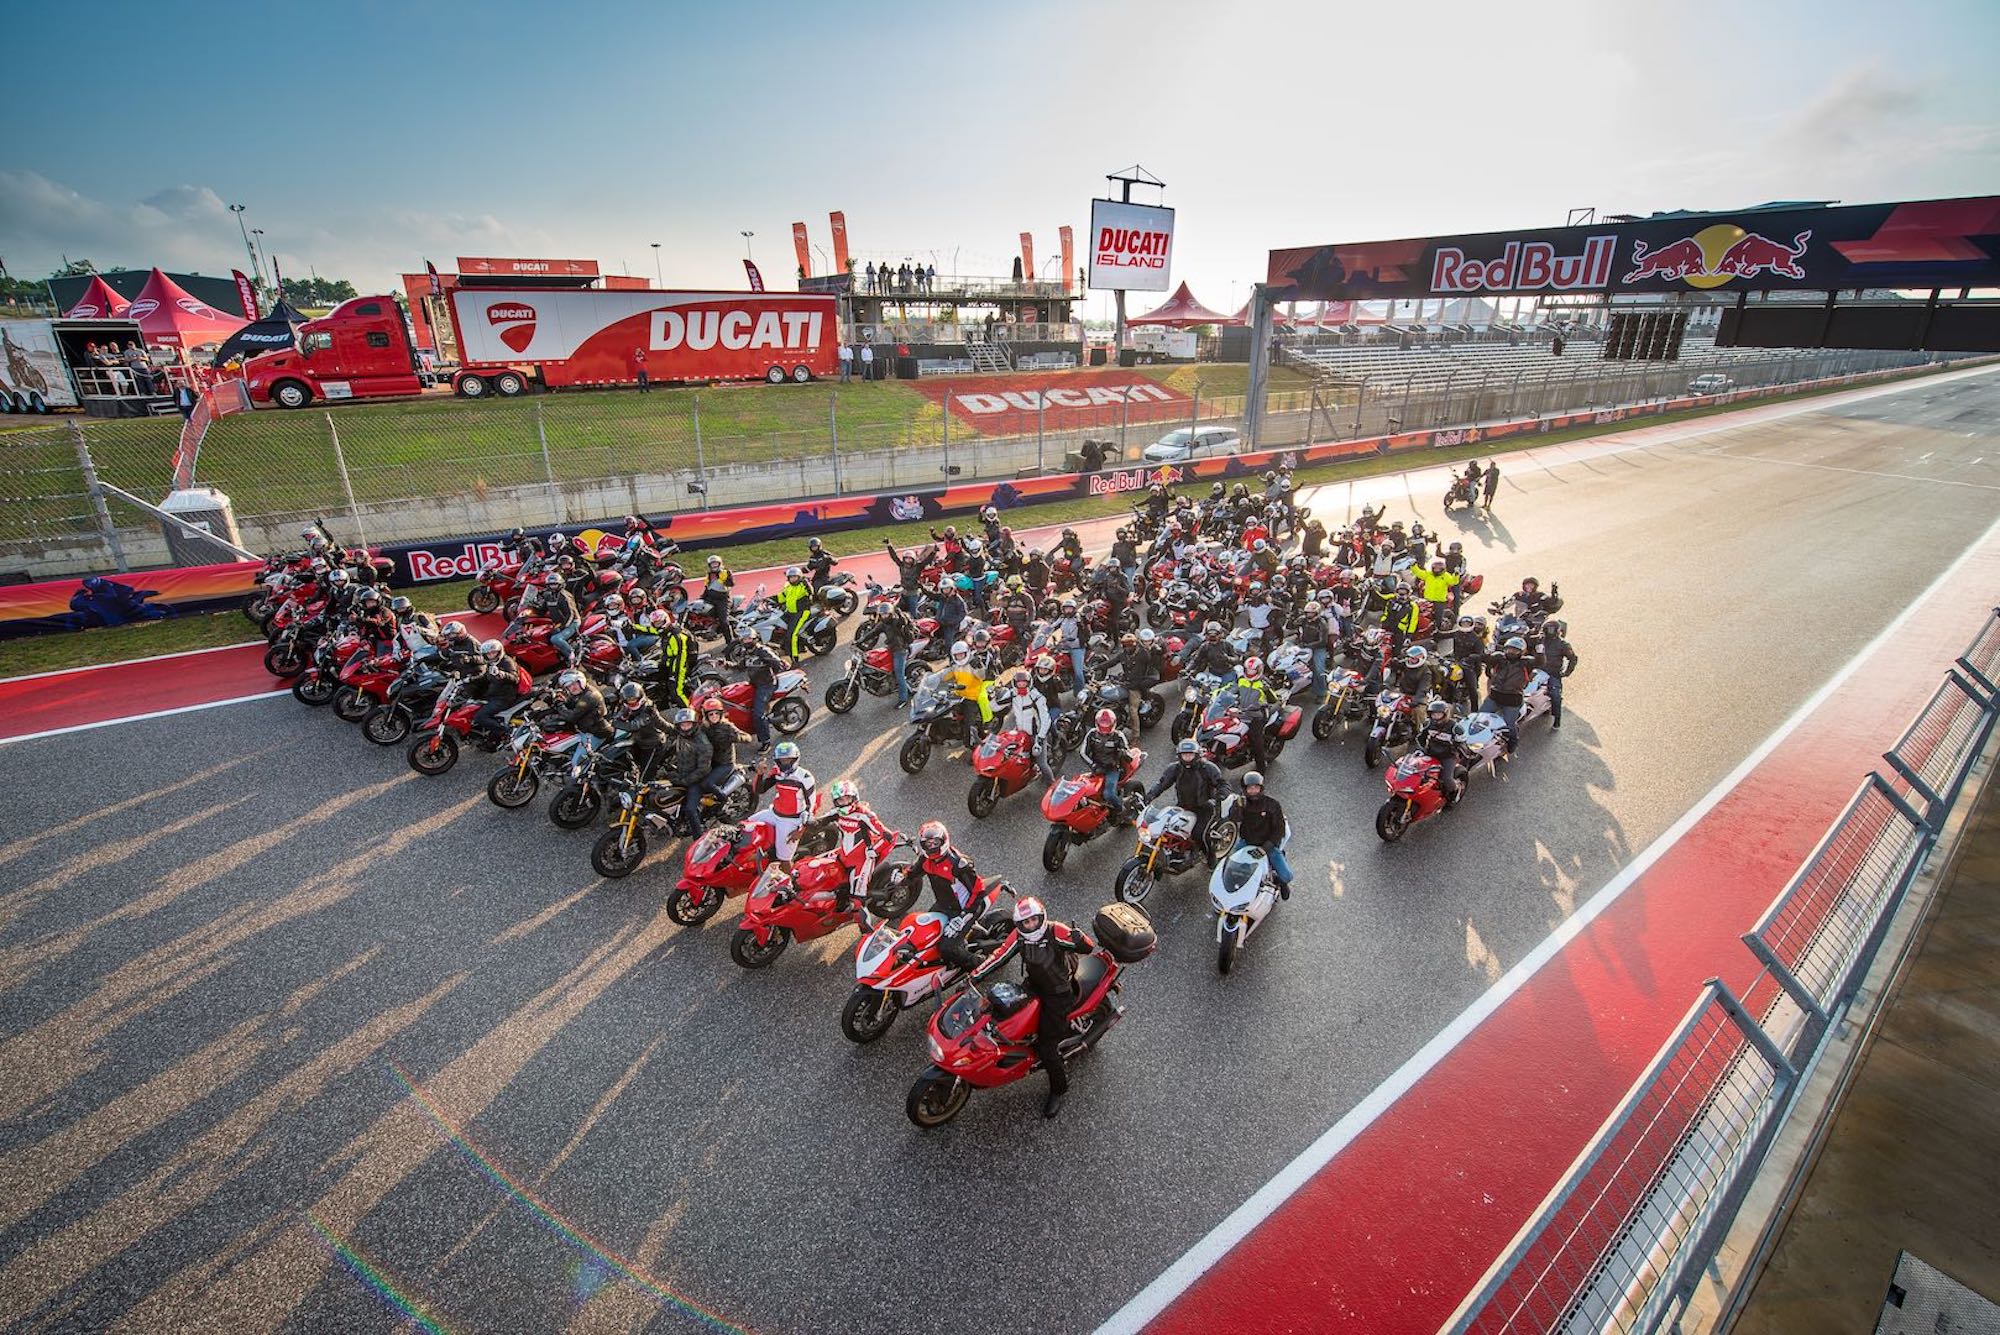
[1218,847,1266,897]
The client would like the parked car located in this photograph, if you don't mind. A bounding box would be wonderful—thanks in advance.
[1688,373,1734,394]
[1142,426,1241,463]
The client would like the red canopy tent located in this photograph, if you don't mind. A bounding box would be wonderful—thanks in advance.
[1130,281,1234,327]
[123,268,245,350]
[62,275,131,320]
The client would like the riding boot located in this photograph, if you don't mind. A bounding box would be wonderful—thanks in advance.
[1551,702,1564,730]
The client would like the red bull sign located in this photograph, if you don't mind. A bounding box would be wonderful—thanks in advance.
[407,541,514,583]
[1270,194,2000,300]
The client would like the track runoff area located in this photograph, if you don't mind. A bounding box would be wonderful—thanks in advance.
[0,365,1996,1333]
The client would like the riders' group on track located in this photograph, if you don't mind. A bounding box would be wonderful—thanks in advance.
[248,458,1576,1125]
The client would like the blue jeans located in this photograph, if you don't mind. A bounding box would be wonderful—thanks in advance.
[1068,646,1086,692]
[694,762,732,813]
[1309,645,1329,701]
[624,632,658,657]
[891,645,911,705]
[549,625,578,662]
[1234,838,1293,886]
[751,678,774,745]
[1480,696,1522,748]
[901,589,923,616]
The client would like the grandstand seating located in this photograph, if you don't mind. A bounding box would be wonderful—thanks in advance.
[1277,335,1830,392]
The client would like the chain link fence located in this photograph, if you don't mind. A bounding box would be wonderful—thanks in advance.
[0,345,1977,579]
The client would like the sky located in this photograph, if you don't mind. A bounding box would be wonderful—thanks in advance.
[2,0,1997,320]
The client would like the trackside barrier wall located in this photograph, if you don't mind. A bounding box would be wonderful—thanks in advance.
[1451,608,2000,1334]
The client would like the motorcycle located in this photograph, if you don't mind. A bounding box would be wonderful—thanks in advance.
[1113,801,1239,906]
[1363,690,1422,769]
[966,728,1042,819]
[663,815,837,925]
[897,671,983,775]
[823,643,924,713]
[503,614,620,679]
[727,831,918,969]
[1210,835,1283,975]
[289,629,363,707]
[361,649,450,745]
[1310,666,1371,741]
[1196,684,1304,769]
[689,669,812,737]
[589,767,759,878]
[406,678,534,776]
[1038,749,1146,872]
[841,901,1009,1045]
[262,608,328,678]
[904,903,1158,1127]
[1444,474,1478,511]
[485,715,589,809]
[547,737,632,829]
[813,571,861,620]
[735,594,839,659]
[330,645,406,723]
[1376,750,1463,843]
[465,559,527,617]
[1168,672,1229,744]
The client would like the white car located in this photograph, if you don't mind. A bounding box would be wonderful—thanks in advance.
[1142,426,1241,463]
[1689,373,1734,394]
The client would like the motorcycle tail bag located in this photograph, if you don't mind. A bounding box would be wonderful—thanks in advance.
[1093,903,1157,963]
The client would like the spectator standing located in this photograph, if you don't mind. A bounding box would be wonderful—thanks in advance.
[859,341,874,381]
[173,381,198,420]
[1481,461,1501,511]
[837,342,853,382]
[926,263,937,293]
[633,346,649,392]
[865,261,876,294]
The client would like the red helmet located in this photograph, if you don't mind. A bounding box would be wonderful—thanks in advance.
[1243,657,1264,679]
[595,571,619,589]
[1095,708,1117,732]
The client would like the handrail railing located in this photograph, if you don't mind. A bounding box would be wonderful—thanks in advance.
[1451,607,2000,1334]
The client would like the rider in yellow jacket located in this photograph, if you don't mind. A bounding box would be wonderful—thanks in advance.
[775,568,814,657]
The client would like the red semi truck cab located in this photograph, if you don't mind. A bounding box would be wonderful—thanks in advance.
[244,288,841,408]
[242,297,425,408]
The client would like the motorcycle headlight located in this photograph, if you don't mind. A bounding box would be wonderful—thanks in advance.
[926,1034,945,1063]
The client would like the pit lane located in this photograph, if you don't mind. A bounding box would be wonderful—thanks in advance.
[1,367,1996,1334]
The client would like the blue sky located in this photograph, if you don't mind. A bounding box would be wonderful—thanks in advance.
[3,0,1996,317]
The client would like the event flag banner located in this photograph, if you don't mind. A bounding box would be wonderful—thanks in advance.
[1060,226,1075,292]
[426,260,443,296]
[829,212,850,274]
[743,259,765,293]
[1268,194,2000,300]
[793,223,812,279]
[232,270,261,322]
[1020,232,1036,279]
[1088,199,1176,292]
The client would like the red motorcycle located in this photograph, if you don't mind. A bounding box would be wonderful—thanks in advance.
[407,674,533,776]
[727,830,919,969]
[665,814,836,926]
[689,668,812,737]
[465,559,527,617]
[289,629,365,706]
[1196,685,1305,768]
[905,903,1158,1127]
[823,642,924,713]
[966,727,1041,819]
[1038,750,1145,871]
[842,899,1010,1044]
[1375,751,1463,842]
[330,645,408,723]
[503,614,619,678]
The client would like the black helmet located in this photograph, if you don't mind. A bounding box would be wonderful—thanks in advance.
[673,708,698,728]
[506,527,524,543]
[618,682,645,705]
[388,596,412,616]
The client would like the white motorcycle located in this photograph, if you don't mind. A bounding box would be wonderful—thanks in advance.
[1207,807,1288,975]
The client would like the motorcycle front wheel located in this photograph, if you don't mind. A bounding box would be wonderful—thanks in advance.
[292,673,336,707]
[407,730,459,776]
[363,704,413,746]
[841,986,901,1044]
[487,765,540,809]
[1375,799,1412,844]
[1113,856,1155,906]
[825,679,860,714]
[1042,825,1070,872]
[549,785,601,830]
[865,863,921,918]
[729,926,790,969]
[1363,736,1384,769]
[967,776,1000,819]
[263,644,303,678]
[906,1067,971,1128]
[771,698,810,735]
[591,826,648,879]
[898,735,931,774]
[1310,705,1336,741]
[667,884,725,926]
[466,583,501,614]
[1217,919,1242,975]
[332,686,372,723]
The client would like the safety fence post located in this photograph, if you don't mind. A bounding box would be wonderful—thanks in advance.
[943,393,952,478]
[829,395,844,494]
[69,420,128,572]
[325,412,367,547]
[1119,391,1130,455]
[692,393,707,497]
[1036,396,1045,474]
[534,396,563,524]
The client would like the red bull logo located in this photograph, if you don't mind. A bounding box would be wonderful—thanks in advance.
[409,541,510,582]
[1622,225,1813,288]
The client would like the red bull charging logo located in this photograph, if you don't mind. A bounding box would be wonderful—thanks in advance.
[1623,225,1812,288]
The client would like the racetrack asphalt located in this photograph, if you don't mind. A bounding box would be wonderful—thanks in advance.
[1,366,1996,1334]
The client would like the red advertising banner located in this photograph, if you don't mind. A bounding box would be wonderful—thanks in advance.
[426,259,443,296]
[231,270,260,321]
[743,259,765,293]
[910,368,1192,434]
[829,212,850,274]
[455,257,600,277]
[1059,226,1075,292]
[1020,232,1036,279]
[792,222,812,279]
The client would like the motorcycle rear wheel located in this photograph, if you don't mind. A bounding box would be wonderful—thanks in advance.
[407,731,459,776]
[332,686,372,723]
[729,926,790,969]
[362,705,412,746]
[487,766,540,809]
[806,625,837,657]
[1113,857,1155,906]
[1042,825,1070,872]
[292,674,335,707]
[549,785,601,830]
[592,827,648,879]
[1375,800,1412,844]
[898,735,931,774]
[841,986,901,1044]
[771,698,810,735]
[865,863,921,918]
[825,679,860,714]
[967,777,1000,819]
[906,1068,971,1128]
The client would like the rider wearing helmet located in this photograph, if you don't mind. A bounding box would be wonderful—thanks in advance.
[1412,556,1459,610]
[1393,644,1434,699]
[912,820,1000,972]
[743,740,815,864]
[702,554,736,645]
[1005,673,1056,784]
[656,708,714,829]
[803,536,837,592]
[467,638,530,745]
[1233,656,1279,771]
[942,641,994,747]
[1481,636,1533,752]
[651,608,694,711]
[694,694,752,811]
[545,667,615,742]
[969,895,1097,1119]
[1233,771,1293,899]
[1414,697,1463,807]
[608,680,671,780]
[822,780,891,912]
[1084,707,1136,821]
[1536,619,1577,730]
[776,567,815,659]
[1145,738,1228,864]
[1180,620,1237,680]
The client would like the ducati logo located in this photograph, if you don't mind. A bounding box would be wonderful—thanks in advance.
[486,302,537,354]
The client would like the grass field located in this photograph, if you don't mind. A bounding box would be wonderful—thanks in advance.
[0,378,1875,678]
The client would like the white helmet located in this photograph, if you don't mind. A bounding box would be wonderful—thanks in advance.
[1013,896,1048,942]
[950,640,971,665]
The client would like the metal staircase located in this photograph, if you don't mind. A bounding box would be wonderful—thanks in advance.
[966,339,1011,374]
